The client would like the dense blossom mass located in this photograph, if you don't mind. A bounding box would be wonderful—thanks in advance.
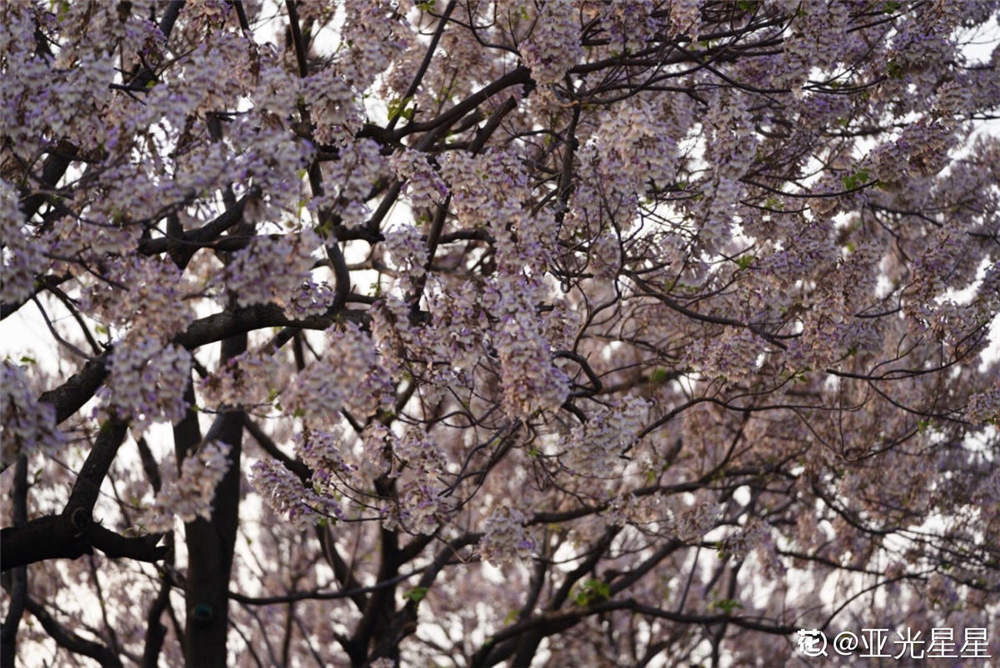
[1,1,999,666]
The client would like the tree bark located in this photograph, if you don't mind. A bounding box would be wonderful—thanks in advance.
[181,334,246,667]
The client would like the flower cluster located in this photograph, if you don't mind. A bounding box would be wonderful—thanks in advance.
[722,519,784,577]
[673,498,722,543]
[282,323,394,424]
[391,149,447,209]
[395,478,453,535]
[286,279,338,319]
[479,506,535,567]
[294,428,355,490]
[101,339,192,431]
[302,68,360,145]
[140,440,232,532]
[593,2,672,55]
[0,179,47,305]
[224,230,320,309]
[1,361,66,467]
[683,328,765,384]
[493,284,571,419]
[199,348,284,411]
[563,396,649,477]
[250,457,342,530]
[382,223,429,286]
[340,1,414,94]
[722,520,770,561]
[79,256,194,341]
[966,388,1000,425]
[518,3,583,87]
[439,150,555,274]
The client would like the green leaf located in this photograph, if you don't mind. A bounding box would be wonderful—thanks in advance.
[710,598,744,614]
[842,168,870,191]
[53,0,70,20]
[404,586,429,603]
[648,368,672,385]
[573,579,611,606]
[387,96,414,123]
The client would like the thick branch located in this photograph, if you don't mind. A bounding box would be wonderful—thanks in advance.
[23,595,123,668]
[0,456,28,668]
[39,354,111,425]
[1,516,166,572]
[36,301,366,429]
[182,333,246,667]
[140,578,172,668]
[471,598,794,667]
[66,418,128,514]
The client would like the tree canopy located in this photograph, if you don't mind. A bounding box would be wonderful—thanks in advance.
[2,0,999,665]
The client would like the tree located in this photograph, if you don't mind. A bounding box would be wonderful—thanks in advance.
[2,0,999,665]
